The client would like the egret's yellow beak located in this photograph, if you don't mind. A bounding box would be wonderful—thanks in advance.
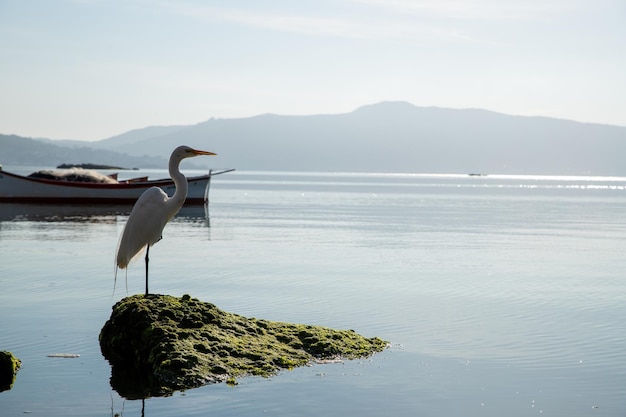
[193,149,217,156]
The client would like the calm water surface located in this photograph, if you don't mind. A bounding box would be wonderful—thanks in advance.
[1,170,625,416]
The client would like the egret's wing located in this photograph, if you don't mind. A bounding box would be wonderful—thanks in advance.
[116,187,170,269]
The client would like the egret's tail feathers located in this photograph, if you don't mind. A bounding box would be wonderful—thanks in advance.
[113,265,118,297]
[112,265,129,297]
[116,244,147,270]
[114,241,146,296]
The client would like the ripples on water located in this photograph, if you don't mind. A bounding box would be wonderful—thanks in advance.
[1,170,626,416]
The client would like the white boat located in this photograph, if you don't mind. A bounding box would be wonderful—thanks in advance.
[0,168,234,205]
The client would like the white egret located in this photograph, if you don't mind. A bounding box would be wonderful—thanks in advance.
[115,145,216,295]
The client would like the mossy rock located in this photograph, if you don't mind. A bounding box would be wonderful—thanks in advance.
[99,294,388,397]
[0,351,22,392]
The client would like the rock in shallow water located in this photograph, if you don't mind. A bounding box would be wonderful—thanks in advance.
[99,294,387,398]
[0,351,21,392]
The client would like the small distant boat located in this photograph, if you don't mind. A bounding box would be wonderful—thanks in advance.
[468,173,488,177]
[0,168,234,205]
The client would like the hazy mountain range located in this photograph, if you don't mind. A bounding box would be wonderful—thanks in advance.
[2,101,625,175]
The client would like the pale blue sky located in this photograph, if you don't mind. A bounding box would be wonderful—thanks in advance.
[1,0,624,140]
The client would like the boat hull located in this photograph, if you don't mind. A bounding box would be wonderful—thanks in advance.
[0,170,212,205]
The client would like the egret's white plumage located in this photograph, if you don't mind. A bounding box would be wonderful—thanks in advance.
[115,145,216,294]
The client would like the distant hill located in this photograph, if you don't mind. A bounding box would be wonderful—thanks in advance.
[0,134,167,169]
[90,125,188,150]
[2,102,626,175]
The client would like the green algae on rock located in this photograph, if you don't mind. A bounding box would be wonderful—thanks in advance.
[0,351,22,392]
[99,294,388,397]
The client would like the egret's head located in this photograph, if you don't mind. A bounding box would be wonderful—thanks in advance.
[173,145,217,160]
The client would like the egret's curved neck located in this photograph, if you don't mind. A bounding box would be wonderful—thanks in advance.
[167,154,189,211]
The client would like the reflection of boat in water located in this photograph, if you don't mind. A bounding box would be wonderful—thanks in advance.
[0,168,234,205]
[0,202,209,223]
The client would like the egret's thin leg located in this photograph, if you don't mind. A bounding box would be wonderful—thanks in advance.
[145,245,149,296]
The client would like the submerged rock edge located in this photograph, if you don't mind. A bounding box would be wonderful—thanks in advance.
[99,294,388,396]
